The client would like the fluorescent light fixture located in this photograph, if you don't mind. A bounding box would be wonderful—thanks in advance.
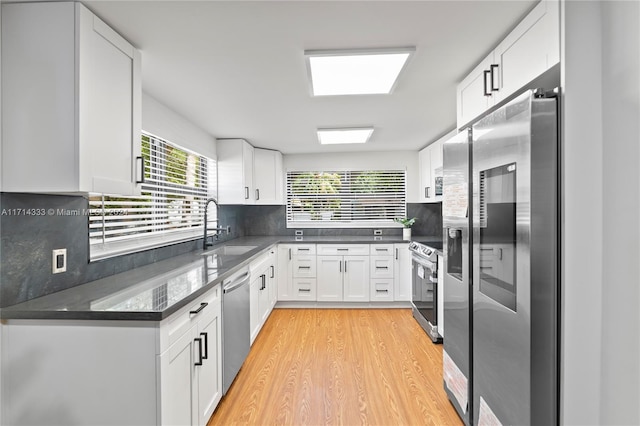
[317,127,374,145]
[305,47,415,96]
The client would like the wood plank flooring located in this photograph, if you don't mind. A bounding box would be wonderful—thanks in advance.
[208,308,463,426]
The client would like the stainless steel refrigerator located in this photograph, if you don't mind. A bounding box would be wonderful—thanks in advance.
[442,89,559,425]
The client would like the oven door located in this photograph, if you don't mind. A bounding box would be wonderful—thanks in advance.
[412,256,437,326]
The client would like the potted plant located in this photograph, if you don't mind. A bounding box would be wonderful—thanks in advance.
[395,217,417,240]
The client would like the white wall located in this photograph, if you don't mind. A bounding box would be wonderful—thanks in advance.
[142,92,216,159]
[284,150,421,202]
[561,1,640,424]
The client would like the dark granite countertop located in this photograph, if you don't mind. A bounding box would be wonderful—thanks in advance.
[1,235,441,321]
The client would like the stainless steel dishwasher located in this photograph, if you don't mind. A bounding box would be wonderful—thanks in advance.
[222,267,251,395]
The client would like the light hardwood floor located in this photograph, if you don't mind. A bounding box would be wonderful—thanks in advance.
[208,308,463,426]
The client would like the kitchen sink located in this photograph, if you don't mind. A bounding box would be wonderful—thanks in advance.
[203,245,258,256]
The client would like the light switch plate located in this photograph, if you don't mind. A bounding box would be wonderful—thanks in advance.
[52,248,67,274]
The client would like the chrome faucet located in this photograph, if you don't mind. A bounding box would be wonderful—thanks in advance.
[203,198,229,249]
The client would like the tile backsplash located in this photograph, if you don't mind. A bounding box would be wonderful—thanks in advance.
[1,194,442,307]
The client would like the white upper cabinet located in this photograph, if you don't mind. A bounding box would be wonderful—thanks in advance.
[217,139,284,205]
[494,0,560,100]
[254,148,284,205]
[418,130,454,202]
[218,139,255,204]
[456,0,559,128]
[1,2,142,195]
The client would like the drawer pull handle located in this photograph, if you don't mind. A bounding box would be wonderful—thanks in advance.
[298,248,310,251]
[337,248,349,251]
[376,289,389,293]
[194,337,204,366]
[299,288,311,292]
[376,266,389,270]
[200,332,208,360]
[190,302,208,315]
[298,266,311,269]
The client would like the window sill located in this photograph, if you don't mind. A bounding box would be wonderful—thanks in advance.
[90,229,202,262]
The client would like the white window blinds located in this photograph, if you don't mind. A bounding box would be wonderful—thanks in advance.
[286,170,406,227]
[89,133,215,259]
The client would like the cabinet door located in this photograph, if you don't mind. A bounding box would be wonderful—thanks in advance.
[196,307,222,426]
[79,4,141,196]
[277,245,294,301]
[343,256,370,302]
[394,244,412,301]
[254,148,284,205]
[217,139,254,204]
[316,256,343,302]
[418,146,432,202]
[160,327,197,426]
[494,0,559,103]
[243,142,255,204]
[456,53,496,128]
[268,250,278,308]
[250,272,263,344]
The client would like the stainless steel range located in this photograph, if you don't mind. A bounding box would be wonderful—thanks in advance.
[409,241,442,343]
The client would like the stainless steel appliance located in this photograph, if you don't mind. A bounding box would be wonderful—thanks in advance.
[222,268,251,395]
[409,241,442,343]
[442,89,559,425]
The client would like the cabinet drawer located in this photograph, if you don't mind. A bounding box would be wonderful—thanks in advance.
[370,244,394,255]
[292,256,316,277]
[292,244,316,255]
[293,278,316,301]
[370,279,394,301]
[163,284,222,350]
[317,244,369,256]
[370,256,394,278]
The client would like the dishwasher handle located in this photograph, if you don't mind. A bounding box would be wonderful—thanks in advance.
[223,272,250,293]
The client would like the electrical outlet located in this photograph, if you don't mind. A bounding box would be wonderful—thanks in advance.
[373,229,382,235]
[52,248,67,274]
[295,230,303,236]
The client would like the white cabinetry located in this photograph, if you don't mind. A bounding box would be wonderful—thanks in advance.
[2,285,222,426]
[277,244,317,301]
[370,245,394,301]
[159,285,223,426]
[394,243,412,301]
[419,131,455,202]
[217,140,284,205]
[1,2,142,195]
[217,139,255,204]
[456,0,559,128]
[249,250,277,344]
[254,148,284,205]
[316,245,370,302]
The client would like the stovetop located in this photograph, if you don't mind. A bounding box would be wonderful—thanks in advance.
[408,240,441,261]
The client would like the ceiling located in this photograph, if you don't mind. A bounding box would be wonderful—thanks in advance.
[84,0,537,154]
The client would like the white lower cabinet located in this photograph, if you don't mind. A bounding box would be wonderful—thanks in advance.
[1,284,223,426]
[277,244,317,301]
[394,243,412,301]
[316,245,370,302]
[250,249,277,344]
[158,285,223,426]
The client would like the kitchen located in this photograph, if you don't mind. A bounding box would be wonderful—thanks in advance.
[0,1,638,425]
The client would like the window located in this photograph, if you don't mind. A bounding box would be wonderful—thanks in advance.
[89,133,216,260]
[286,170,406,228]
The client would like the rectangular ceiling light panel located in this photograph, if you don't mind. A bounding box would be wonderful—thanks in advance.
[317,128,374,145]
[305,48,415,96]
